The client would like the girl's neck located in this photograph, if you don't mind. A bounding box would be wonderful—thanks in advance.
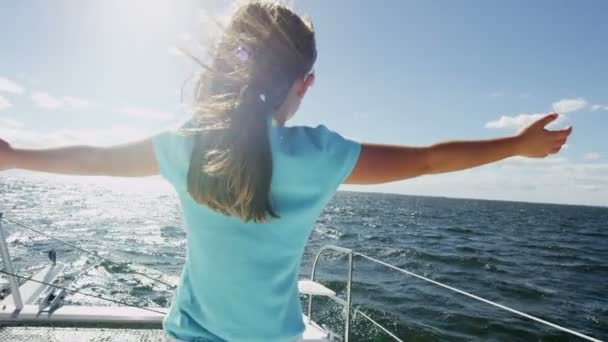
[271,115,286,127]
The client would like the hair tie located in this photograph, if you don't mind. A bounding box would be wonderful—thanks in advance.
[236,46,249,61]
[236,46,266,104]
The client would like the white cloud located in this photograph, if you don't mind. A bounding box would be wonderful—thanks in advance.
[168,46,185,57]
[31,92,90,110]
[178,32,192,41]
[62,96,90,109]
[0,122,150,148]
[584,152,601,161]
[591,104,608,112]
[551,97,587,113]
[579,185,601,192]
[486,97,580,132]
[484,113,545,131]
[0,117,23,128]
[0,77,24,94]
[498,156,569,167]
[0,95,12,111]
[489,91,504,98]
[31,92,64,109]
[344,156,608,207]
[117,107,174,121]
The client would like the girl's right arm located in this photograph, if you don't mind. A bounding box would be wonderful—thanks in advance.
[345,113,571,185]
[0,138,159,177]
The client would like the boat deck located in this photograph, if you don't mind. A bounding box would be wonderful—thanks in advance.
[0,313,330,342]
[0,274,334,341]
[0,327,166,342]
[0,323,330,342]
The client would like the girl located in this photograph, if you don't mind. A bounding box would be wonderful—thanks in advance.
[0,1,571,341]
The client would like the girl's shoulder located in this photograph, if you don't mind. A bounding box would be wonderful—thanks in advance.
[153,129,195,189]
[278,124,358,152]
[275,124,361,190]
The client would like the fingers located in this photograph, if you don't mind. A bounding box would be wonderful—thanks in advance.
[553,134,568,146]
[550,146,562,154]
[551,126,573,135]
[548,129,570,156]
[548,126,573,142]
[536,112,559,128]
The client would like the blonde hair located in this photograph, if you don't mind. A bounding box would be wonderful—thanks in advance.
[183,1,316,223]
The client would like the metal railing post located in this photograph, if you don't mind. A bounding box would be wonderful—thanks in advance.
[307,244,354,342]
[345,252,353,341]
[0,213,23,309]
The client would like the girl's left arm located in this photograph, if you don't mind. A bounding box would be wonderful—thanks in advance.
[345,113,572,184]
[0,137,159,177]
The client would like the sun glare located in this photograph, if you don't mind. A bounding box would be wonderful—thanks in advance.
[97,0,184,38]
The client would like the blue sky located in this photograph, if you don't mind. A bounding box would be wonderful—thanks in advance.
[1,0,607,206]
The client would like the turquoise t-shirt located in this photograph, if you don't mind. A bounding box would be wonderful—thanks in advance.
[153,120,361,342]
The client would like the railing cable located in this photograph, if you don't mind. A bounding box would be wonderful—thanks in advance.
[354,252,602,342]
[2,217,177,290]
[0,268,166,315]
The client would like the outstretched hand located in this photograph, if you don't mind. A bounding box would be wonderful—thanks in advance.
[517,113,572,158]
[0,138,14,171]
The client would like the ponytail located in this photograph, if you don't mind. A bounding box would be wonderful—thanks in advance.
[187,85,279,223]
[183,1,316,223]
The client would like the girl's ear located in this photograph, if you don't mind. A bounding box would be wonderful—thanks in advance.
[296,73,315,97]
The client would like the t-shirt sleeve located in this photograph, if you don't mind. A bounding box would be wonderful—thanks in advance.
[153,130,193,190]
[314,125,362,191]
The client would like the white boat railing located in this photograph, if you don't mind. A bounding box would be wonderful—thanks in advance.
[0,213,23,310]
[0,212,168,328]
[307,243,603,342]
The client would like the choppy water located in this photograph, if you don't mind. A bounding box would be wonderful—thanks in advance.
[1,173,606,341]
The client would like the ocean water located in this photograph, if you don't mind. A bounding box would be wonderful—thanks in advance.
[0,173,606,341]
